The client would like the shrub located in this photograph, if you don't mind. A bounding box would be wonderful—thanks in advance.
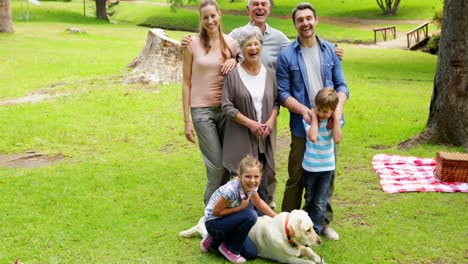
[427,34,440,54]
[423,8,442,54]
[432,8,443,28]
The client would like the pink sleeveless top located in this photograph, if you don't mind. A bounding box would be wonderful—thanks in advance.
[186,35,238,107]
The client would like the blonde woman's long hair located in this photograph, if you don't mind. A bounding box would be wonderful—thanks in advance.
[198,0,230,62]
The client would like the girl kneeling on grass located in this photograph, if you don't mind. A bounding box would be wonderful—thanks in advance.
[201,155,276,263]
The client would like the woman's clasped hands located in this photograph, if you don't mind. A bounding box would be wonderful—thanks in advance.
[248,120,273,140]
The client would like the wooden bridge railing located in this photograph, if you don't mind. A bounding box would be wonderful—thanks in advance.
[406,21,429,49]
[373,25,396,44]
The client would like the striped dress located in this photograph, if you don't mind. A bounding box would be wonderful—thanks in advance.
[302,119,335,172]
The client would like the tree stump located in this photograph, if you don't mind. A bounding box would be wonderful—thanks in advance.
[124,28,183,85]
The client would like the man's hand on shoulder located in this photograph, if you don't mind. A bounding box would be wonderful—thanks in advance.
[303,108,314,124]
[334,44,343,61]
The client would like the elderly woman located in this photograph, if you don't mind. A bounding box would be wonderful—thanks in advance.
[222,26,279,206]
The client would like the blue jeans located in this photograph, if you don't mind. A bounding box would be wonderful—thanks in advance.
[282,135,339,227]
[191,107,228,205]
[205,208,258,259]
[302,170,333,234]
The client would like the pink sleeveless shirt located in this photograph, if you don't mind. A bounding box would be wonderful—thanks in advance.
[186,35,238,107]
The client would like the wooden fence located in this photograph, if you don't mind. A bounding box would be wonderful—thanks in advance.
[373,25,396,44]
[406,22,429,49]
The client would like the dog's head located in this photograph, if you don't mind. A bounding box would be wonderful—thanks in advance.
[287,210,321,247]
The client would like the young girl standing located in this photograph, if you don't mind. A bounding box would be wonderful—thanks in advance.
[201,155,276,263]
[182,0,239,205]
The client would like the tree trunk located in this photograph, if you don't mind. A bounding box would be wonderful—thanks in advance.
[124,28,183,85]
[0,0,13,32]
[390,0,401,15]
[95,0,108,21]
[400,0,468,150]
[376,0,401,16]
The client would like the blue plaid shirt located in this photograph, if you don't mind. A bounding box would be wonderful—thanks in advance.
[204,179,258,221]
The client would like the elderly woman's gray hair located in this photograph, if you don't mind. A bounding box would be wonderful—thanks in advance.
[237,26,264,49]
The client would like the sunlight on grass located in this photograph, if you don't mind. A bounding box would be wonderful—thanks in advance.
[0,22,148,97]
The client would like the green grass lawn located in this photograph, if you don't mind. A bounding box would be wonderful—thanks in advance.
[108,0,440,43]
[162,0,444,20]
[1,1,466,264]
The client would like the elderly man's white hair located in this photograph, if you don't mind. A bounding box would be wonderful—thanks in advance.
[248,0,271,7]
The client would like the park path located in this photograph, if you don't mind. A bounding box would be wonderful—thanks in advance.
[374,34,410,49]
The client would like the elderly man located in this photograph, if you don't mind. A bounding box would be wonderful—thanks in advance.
[276,2,349,241]
[229,0,290,69]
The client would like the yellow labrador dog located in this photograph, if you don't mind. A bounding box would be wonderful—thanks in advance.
[179,209,325,264]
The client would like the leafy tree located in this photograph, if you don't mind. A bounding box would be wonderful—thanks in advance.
[426,8,443,54]
[376,0,401,15]
[432,8,443,28]
[400,0,468,150]
[0,0,13,32]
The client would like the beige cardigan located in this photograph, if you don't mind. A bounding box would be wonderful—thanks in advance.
[221,65,279,178]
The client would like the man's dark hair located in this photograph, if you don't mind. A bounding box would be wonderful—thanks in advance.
[292,3,317,24]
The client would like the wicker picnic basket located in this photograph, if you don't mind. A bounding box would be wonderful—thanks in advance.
[434,151,468,182]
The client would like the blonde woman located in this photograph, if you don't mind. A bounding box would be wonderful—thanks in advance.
[182,0,239,205]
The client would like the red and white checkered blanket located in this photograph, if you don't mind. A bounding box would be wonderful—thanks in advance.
[372,154,468,193]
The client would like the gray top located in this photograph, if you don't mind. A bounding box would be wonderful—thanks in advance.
[230,23,291,69]
[221,65,279,177]
[301,44,323,108]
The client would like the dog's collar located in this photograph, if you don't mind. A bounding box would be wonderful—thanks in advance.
[284,213,297,247]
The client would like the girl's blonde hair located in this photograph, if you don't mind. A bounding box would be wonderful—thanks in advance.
[238,155,263,176]
[198,0,230,61]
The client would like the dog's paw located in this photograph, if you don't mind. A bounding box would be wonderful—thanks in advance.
[312,256,326,264]
[179,230,196,238]
[178,231,189,237]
